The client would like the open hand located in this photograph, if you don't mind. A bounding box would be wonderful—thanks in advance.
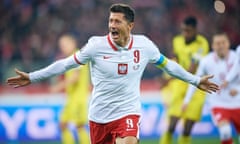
[197,75,219,93]
[6,68,31,88]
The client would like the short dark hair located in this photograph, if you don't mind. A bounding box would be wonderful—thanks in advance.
[110,3,135,23]
[183,16,197,28]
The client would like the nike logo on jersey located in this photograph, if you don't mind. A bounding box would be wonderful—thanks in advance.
[103,56,112,59]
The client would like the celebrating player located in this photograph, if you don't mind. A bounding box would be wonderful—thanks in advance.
[50,35,90,144]
[183,32,240,144]
[6,4,219,144]
[160,16,209,144]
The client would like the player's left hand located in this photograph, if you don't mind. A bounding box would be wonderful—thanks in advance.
[197,75,219,93]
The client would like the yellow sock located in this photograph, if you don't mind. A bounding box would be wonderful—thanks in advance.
[62,128,75,144]
[159,132,172,144]
[77,127,90,144]
[178,135,191,144]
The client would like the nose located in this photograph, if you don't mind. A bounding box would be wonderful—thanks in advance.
[109,21,116,29]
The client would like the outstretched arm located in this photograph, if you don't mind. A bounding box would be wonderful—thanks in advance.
[50,68,81,93]
[7,55,80,88]
[155,55,219,93]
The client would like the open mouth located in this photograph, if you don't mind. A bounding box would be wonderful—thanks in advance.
[111,30,119,39]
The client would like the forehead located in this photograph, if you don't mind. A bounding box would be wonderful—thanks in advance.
[213,35,229,42]
[109,12,125,19]
[181,24,195,31]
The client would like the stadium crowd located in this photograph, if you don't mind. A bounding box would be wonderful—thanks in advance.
[0,0,240,83]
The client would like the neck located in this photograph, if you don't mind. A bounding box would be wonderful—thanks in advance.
[113,34,131,47]
[121,36,130,47]
[217,51,229,59]
[185,36,196,44]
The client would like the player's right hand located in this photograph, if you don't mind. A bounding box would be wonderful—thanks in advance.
[6,68,31,88]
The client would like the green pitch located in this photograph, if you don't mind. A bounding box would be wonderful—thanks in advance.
[9,137,239,144]
[141,137,239,144]
[140,138,220,144]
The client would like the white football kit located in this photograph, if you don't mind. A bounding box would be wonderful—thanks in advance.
[225,45,240,82]
[184,50,240,109]
[30,34,200,123]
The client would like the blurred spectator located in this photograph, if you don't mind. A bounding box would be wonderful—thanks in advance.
[0,0,239,84]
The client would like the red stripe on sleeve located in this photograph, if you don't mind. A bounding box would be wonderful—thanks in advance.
[74,53,83,65]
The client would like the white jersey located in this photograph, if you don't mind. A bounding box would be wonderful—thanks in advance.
[185,50,240,109]
[74,34,161,123]
[29,34,200,124]
[225,45,240,82]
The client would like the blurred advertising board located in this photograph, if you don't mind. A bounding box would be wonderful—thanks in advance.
[0,92,234,142]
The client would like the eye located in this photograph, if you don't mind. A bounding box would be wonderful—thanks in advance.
[115,19,121,24]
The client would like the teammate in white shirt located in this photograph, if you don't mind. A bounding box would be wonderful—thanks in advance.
[7,3,219,144]
[222,45,240,87]
[183,33,240,144]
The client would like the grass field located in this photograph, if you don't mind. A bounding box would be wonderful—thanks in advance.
[6,137,239,144]
[141,138,220,144]
[140,137,239,144]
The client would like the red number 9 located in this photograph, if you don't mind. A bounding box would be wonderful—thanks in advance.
[134,50,140,63]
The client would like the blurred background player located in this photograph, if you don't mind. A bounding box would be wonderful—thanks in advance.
[50,35,90,144]
[222,44,240,88]
[183,32,240,144]
[160,16,209,144]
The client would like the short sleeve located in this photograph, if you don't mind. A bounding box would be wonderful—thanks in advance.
[74,37,96,64]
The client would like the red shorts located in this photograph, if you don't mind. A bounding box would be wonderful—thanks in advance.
[89,115,140,144]
[212,107,240,133]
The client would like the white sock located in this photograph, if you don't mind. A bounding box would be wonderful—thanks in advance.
[238,135,240,144]
[218,123,232,141]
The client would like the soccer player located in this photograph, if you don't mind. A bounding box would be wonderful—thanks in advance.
[160,16,209,144]
[50,35,90,144]
[6,4,219,144]
[183,32,240,144]
[222,45,240,87]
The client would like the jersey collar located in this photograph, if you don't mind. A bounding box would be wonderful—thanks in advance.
[213,51,230,62]
[107,34,133,51]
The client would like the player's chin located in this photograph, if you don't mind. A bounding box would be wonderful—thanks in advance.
[112,36,120,43]
[111,33,120,40]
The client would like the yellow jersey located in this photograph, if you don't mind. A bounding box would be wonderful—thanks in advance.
[173,34,209,70]
[166,34,209,120]
[60,65,89,124]
[65,65,90,103]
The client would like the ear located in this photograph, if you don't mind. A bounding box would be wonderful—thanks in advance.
[128,22,134,30]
